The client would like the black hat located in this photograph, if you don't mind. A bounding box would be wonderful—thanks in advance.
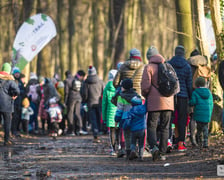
[121,78,133,90]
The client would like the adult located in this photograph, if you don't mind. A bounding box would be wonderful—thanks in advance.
[141,46,174,161]
[11,67,26,137]
[81,66,104,143]
[113,48,144,96]
[65,70,87,136]
[0,63,20,145]
[169,45,192,151]
[187,49,209,146]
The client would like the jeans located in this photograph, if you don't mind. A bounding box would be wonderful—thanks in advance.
[147,110,172,154]
[0,112,12,143]
[176,97,188,142]
[196,122,209,147]
[88,105,101,138]
[131,130,145,157]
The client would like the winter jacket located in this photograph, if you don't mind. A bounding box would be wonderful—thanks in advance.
[113,58,144,95]
[141,55,174,112]
[124,103,147,131]
[48,104,62,123]
[114,88,138,128]
[169,55,192,98]
[21,107,34,121]
[189,87,213,123]
[102,81,117,127]
[65,75,82,105]
[0,71,20,113]
[26,78,41,104]
[81,74,104,108]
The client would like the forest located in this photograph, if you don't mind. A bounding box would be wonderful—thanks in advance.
[0,0,223,130]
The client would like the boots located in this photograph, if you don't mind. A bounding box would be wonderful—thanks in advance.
[126,150,131,159]
[178,141,187,152]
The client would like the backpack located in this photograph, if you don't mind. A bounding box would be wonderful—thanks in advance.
[192,65,211,89]
[71,78,81,91]
[153,62,180,97]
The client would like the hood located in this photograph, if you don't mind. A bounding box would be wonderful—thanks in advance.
[148,54,165,64]
[105,81,116,92]
[169,56,188,68]
[86,74,99,84]
[120,88,137,103]
[0,71,14,80]
[122,59,143,70]
[194,88,211,99]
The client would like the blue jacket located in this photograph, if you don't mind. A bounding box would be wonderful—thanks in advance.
[123,103,147,131]
[169,56,192,98]
[189,87,213,123]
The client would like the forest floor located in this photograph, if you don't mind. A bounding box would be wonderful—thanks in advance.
[0,128,223,180]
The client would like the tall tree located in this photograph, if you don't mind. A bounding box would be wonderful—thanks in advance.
[108,0,125,69]
[175,0,194,57]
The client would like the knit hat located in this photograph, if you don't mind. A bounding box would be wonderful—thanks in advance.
[129,48,142,61]
[146,46,159,60]
[88,66,97,76]
[49,97,57,104]
[175,45,185,56]
[1,63,11,74]
[117,62,124,70]
[12,67,21,74]
[30,72,38,80]
[57,81,64,88]
[195,77,206,88]
[22,97,30,108]
[131,96,142,105]
[108,69,117,80]
[121,78,133,90]
[190,49,200,57]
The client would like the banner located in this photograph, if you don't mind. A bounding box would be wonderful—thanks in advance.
[12,13,57,71]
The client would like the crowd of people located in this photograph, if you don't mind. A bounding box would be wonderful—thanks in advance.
[0,45,217,162]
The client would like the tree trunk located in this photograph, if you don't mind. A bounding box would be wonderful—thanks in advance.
[175,0,194,57]
[109,0,125,69]
[209,0,223,133]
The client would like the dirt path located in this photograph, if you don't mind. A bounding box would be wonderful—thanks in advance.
[0,132,223,180]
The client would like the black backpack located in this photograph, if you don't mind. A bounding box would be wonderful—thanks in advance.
[153,62,180,97]
[71,78,81,91]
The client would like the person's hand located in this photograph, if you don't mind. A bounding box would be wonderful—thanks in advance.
[37,116,41,121]
[12,96,17,100]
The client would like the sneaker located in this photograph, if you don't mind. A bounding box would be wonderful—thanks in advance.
[151,146,160,161]
[66,132,75,136]
[110,150,117,156]
[93,137,101,143]
[159,154,166,161]
[167,141,173,153]
[129,151,138,160]
[79,130,88,135]
[58,129,63,136]
[138,156,144,162]
[4,140,13,146]
[117,149,126,158]
[178,141,187,152]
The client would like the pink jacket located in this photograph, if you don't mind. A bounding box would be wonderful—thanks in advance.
[141,55,174,112]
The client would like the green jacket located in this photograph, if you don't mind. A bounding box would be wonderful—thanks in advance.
[189,87,213,123]
[102,81,117,127]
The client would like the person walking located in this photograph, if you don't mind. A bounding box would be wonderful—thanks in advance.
[0,63,20,145]
[115,78,138,159]
[81,66,104,142]
[102,69,119,156]
[141,46,174,161]
[65,70,87,135]
[189,77,213,148]
[169,45,192,151]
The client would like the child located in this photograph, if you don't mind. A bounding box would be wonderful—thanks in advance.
[115,78,138,159]
[189,77,213,148]
[21,97,34,135]
[124,96,146,161]
[48,97,63,137]
[102,69,119,156]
